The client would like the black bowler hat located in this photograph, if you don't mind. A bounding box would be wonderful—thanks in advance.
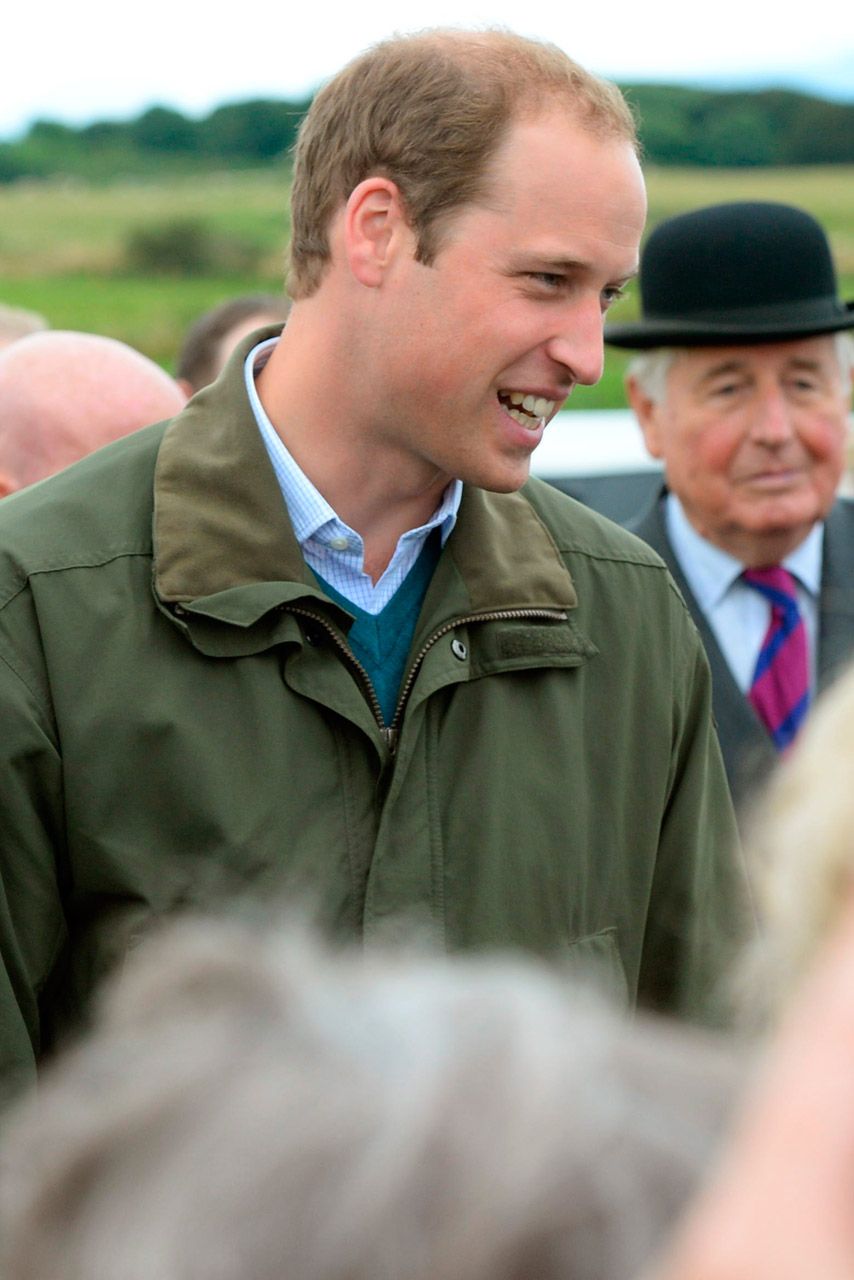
[605,200,854,349]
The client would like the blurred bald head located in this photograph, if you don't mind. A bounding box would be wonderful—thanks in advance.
[0,331,187,495]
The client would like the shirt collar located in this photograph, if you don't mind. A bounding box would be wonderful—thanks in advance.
[665,492,824,610]
[244,337,462,551]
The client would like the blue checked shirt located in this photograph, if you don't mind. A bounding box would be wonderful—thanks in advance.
[245,338,461,615]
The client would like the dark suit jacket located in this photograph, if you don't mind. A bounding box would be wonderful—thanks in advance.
[628,492,854,814]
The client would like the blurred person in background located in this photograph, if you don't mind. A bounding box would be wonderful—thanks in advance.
[0,302,47,351]
[0,330,187,495]
[176,293,290,396]
[0,918,737,1280]
[607,202,854,813]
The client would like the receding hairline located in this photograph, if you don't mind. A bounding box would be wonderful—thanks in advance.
[359,27,638,141]
[287,27,638,298]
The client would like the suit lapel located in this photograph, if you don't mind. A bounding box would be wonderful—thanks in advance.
[817,499,854,691]
[628,493,775,807]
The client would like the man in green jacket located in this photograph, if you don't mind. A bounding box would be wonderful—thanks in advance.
[0,29,747,1104]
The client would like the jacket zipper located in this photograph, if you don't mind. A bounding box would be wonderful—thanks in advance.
[287,604,568,756]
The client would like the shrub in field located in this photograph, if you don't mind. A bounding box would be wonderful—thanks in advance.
[125,219,262,277]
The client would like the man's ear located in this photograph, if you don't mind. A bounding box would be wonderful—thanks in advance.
[626,375,665,459]
[0,469,18,498]
[343,177,410,287]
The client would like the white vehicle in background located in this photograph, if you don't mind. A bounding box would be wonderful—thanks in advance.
[531,409,662,524]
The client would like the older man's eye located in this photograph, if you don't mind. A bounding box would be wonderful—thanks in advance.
[707,381,743,399]
[789,375,820,394]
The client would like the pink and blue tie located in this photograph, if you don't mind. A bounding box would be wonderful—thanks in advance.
[742,566,810,752]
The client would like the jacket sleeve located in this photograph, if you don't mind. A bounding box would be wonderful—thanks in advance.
[0,642,68,1110]
[637,596,756,1026]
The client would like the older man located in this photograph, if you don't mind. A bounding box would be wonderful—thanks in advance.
[607,201,854,810]
[0,331,186,494]
[0,31,747,1106]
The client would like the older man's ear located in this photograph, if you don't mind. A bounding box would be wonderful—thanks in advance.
[626,374,666,459]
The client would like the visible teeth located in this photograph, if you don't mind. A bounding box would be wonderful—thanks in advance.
[499,391,556,425]
[507,407,543,430]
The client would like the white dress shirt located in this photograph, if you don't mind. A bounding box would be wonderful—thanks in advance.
[665,493,822,692]
[244,338,461,615]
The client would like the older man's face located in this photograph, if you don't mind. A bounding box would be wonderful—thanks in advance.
[635,336,851,564]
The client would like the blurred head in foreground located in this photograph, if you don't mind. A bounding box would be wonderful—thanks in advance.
[176,293,290,395]
[0,330,186,495]
[0,920,733,1280]
[654,661,854,1280]
[740,658,854,1015]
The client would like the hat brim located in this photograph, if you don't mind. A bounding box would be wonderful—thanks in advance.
[605,302,854,350]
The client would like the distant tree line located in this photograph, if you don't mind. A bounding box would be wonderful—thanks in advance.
[0,84,851,182]
[622,84,854,166]
[0,98,313,183]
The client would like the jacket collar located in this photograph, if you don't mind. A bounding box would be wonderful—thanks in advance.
[153,328,577,632]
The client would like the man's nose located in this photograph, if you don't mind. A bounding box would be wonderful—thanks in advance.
[750,385,796,444]
[544,296,606,388]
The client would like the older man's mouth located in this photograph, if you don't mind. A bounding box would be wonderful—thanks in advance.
[745,467,804,490]
[498,390,556,430]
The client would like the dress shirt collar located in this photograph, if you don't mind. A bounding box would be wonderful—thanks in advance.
[243,337,462,553]
[665,491,824,609]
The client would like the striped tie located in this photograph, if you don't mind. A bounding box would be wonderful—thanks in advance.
[742,566,810,752]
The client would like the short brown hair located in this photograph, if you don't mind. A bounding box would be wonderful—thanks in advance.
[288,28,638,298]
[176,293,290,393]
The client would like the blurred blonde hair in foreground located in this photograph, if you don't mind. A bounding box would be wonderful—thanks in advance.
[653,662,854,1280]
[0,920,734,1280]
[741,658,854,1015]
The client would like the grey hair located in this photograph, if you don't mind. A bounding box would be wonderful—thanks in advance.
[0,919,737,1280]
[626,347,676,403]
[627,331,854,404]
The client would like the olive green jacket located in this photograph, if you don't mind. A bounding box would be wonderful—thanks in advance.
[0,343,747,1104]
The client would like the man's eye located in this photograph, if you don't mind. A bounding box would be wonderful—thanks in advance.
[710,382,742,398]
[528,272,564,289]
[601,286,626,310]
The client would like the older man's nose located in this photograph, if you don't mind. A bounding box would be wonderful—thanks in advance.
[750,386,796,445]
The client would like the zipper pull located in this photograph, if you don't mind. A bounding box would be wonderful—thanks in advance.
[381,725,399,756]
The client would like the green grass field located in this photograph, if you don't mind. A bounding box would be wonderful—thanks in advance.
[1,165,851,405]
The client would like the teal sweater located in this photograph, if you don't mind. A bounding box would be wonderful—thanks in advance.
[313,532,441,724]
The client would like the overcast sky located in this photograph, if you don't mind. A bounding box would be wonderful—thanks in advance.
[3,0,851,138]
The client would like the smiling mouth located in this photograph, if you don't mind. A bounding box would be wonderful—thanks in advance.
[498,390,556,429]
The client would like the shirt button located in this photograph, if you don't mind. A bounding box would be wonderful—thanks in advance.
[329,536,349,551]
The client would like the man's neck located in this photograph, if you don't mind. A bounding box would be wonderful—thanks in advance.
[254,321,451,581]
[673,501,818,568]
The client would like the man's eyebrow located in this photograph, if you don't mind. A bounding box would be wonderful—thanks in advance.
[513,255,639,283]
[696,356,829,388]
[695,359,748,386]
[785,357,825,372]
